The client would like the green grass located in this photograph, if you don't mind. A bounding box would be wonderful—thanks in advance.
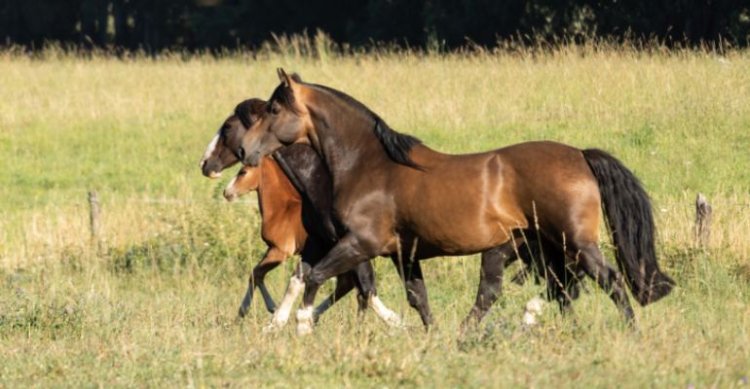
[1,44,749,387]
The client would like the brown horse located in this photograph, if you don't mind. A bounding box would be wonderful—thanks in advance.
[237,69,675,334]
[200,99,401,329]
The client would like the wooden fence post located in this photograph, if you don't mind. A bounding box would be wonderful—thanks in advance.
[695,193,712,248]
[88,190,101,241]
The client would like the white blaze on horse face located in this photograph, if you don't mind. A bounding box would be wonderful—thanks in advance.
[263,274,305,333]
[200,132,222,178]
[369,295,403,328]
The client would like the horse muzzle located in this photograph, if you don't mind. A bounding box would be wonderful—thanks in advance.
[223,189,238,202]
[201,159,223,179]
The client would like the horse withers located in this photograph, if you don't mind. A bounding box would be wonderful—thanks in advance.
[238,69,675,334]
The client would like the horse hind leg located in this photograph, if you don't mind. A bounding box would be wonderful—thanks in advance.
[262,261,308,333]
[539,238,580,316]
[460,243,516,332]
[573,242,636,324]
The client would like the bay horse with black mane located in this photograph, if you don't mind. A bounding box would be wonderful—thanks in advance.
[200,99,401,330]
[238,69,675,334]
[203,97,564,334]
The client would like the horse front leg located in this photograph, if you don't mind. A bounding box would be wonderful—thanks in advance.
[262,261,308,332]
[313,272,356,321]
[313,261,402,328]
[296,234,375,335]
[238,246,286,318]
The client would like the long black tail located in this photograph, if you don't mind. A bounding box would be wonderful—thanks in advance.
[582,148,675,306]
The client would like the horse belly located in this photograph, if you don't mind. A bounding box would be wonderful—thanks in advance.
[404,183,526,255]
[396,155,523,254]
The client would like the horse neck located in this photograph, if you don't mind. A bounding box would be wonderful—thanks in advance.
[309,105,396,191]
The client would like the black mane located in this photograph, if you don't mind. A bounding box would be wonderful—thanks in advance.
[304,82,422,169]
[372,119,422,169]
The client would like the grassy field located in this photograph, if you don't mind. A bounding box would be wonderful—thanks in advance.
[1,42,749,387]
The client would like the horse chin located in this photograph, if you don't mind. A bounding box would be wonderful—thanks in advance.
[208,171,222,179]
[223,192,237,202]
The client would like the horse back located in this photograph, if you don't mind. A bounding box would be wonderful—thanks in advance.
[389,141,601,252]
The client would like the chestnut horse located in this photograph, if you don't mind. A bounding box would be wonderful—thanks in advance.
[200,99,401,329]
[238,69,675,334]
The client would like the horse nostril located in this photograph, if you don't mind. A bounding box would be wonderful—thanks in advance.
[237,146,245,161]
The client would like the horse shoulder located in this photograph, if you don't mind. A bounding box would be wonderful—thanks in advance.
[257,163,306,256]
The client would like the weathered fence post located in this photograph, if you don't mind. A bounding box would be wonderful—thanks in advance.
[695,193,712,248]
[88,190,101,241]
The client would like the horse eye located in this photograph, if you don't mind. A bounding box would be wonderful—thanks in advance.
[238,170,247,177]
[271,104,280,115]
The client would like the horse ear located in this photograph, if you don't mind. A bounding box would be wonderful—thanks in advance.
[277,68,292,88]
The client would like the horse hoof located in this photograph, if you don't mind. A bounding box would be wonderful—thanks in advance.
[295,307,314,336]
[522,312,538,327]
[526,297,545,314]
[296,322,314,336]
[369,296,404,329]
[384,315,404,329]
[522,297,546,327]
[262,321,283,334]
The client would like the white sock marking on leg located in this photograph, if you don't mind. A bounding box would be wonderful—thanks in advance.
[296,306,314,335]
[522,296,546,326]
[264,275,304,332]
[370,295,403,327]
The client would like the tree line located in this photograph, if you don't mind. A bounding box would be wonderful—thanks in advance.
[1,0,748,52]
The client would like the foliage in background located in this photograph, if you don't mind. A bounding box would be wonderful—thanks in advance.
[1,0,749,52]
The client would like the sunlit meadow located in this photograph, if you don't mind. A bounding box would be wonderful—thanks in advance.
[1,40,749,387]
